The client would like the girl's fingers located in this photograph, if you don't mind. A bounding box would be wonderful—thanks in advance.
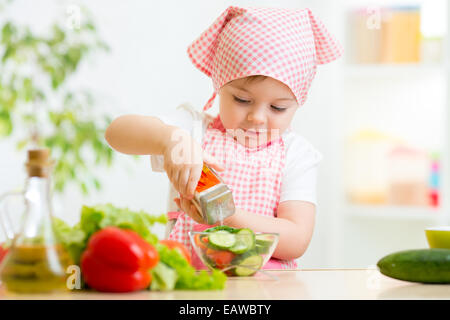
[203,152,225,172]
[167,167,177,190]
[174,196,189,212]
[186,201,203,224]
[174,196,204,224]
[171,170,179,192]
[168,150,225,206]
[166,167,175,186]
[177,167,191,198]
[190,206,203,224]
[186,164,203,199]
[174,198,181,209]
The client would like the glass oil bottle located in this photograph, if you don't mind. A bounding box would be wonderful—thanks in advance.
[0,149,72,293]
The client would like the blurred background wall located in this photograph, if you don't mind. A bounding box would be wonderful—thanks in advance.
[1,0,449,268]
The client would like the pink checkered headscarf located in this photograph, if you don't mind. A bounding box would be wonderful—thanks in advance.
[187,6,343,111]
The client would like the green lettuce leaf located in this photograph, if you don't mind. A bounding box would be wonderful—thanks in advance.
[79,204,166,245]
[52,217,86,264]
[150,262,178,291]
[154,243,227,290]
[53,203,167,264]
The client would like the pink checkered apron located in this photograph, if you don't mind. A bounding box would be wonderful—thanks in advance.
[168,115,297,269]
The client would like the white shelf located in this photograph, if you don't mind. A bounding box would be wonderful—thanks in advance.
[343,63,445,78]
[344,204,444,221]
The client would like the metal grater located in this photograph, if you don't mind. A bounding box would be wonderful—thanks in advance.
[191,164,235,225]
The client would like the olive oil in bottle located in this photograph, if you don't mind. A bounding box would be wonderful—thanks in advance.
[0,149,73,293]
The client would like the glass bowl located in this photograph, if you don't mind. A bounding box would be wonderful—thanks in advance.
[189,230,279,276]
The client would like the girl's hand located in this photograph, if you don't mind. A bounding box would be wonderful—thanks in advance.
[163,127,224,210]
[173,196,204,224]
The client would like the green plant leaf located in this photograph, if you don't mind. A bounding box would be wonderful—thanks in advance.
[0,110,12,136]
[0,2,123,196]
[16,138,28,150]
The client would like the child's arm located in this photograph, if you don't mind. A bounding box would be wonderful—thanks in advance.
[224,201,315,260]
[105,115,177,155]
[105,115,224,200]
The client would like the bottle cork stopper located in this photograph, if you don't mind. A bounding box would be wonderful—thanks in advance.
[26,148,53,177]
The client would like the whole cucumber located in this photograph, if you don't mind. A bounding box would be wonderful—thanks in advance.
[377,248,450,284]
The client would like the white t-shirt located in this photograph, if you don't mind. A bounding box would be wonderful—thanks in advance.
[151,103,322,209]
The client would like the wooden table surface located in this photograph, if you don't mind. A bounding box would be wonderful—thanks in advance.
[1,268,449,300]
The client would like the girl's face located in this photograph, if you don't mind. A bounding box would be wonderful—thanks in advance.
[218,76,299,148]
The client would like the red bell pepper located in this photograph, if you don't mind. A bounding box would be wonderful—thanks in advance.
[81,226,159,292]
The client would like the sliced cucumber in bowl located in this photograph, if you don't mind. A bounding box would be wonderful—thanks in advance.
[232,252,263,276]
[208,230,236,250]
[198,226,279,277]
[255,238,274,254]
[229,228,255,254]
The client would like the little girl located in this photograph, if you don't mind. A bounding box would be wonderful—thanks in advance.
[105,6,342,269]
